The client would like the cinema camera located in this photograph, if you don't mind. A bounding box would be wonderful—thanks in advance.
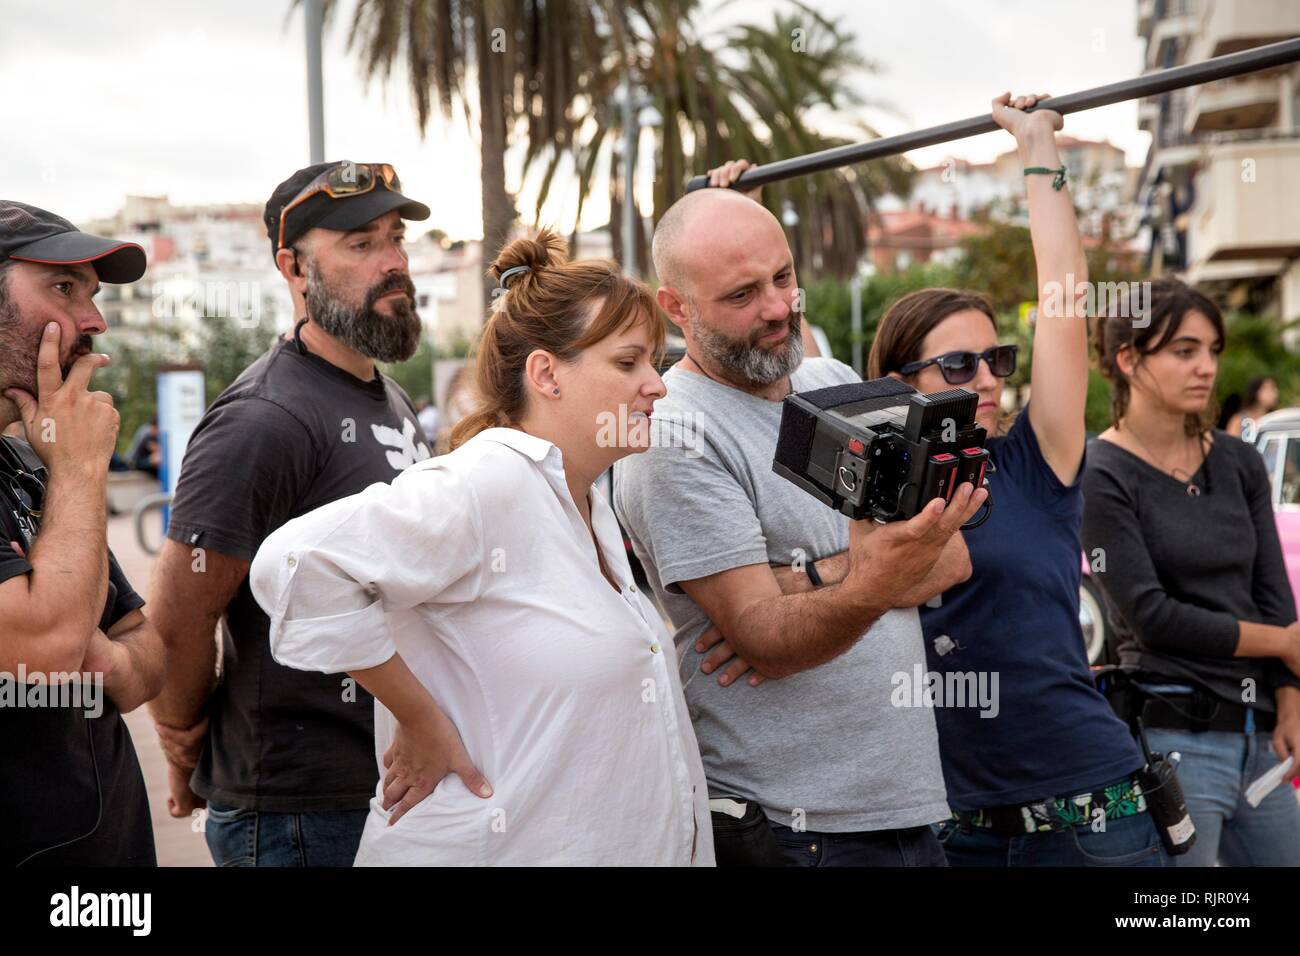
[773,377,992,526]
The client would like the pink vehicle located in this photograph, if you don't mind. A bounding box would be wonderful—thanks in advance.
[1245,410,1300,791]
[1249,408,1300,604]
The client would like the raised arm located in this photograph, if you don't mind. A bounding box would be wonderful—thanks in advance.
[991,93,1090,485]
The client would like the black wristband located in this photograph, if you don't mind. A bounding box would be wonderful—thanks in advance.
[806,558,823,588]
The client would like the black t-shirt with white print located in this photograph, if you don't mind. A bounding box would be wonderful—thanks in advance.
[165,334,431,813]
[0,436,155,866]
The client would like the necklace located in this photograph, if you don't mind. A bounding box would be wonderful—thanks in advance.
[1122,423,1204,496]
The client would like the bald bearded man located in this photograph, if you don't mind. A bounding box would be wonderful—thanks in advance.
[614,162,984,866]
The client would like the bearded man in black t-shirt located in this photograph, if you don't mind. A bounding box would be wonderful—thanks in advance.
[146,163,435,867]
[0,200,163,866]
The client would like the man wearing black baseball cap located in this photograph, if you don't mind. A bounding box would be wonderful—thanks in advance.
[147,162,437,866]
[0,200,165,865]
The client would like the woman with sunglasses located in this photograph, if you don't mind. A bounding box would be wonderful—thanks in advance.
[867,93,1161,866]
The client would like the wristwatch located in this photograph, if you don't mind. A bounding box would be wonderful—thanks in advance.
[806,558,823,588]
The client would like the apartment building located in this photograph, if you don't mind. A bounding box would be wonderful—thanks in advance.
[1137,0,1300,319]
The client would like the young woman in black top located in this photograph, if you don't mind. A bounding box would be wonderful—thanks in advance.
[1085,277,1300,866]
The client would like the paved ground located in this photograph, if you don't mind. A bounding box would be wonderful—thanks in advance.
[111,508,213,866]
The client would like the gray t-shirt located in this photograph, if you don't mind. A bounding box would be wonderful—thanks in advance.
[614,357,948,832]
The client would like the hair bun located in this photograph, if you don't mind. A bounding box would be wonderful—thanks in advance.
[490,228,568,283]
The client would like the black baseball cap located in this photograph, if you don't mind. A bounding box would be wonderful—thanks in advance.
[263,161,431,262]
[0,200,146,283]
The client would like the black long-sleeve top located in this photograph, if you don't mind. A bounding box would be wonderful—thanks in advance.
[1082,431,1300,711]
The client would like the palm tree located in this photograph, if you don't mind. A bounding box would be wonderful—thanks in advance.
[313,0,609,300]
[526,0,762,268]
[717,8,914,277]
[318,0,911,288]
[531,1,913,280]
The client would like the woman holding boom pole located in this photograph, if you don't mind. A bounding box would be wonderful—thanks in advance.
[866,93,1164,866]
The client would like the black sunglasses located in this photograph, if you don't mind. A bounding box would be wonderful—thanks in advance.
[1,470,44,556]
[6,472,43,516]
[898,344,1018,385]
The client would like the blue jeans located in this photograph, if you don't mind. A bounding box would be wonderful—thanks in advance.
[770,822,948,867]
[935,809,1168,866]
[205,802,368,867]
[1144,728,1300,867]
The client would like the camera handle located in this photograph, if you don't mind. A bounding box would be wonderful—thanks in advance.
[958,456,994,530]
[960,492,993,531]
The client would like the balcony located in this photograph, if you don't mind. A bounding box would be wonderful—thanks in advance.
[1139,97,1162,133]
[1185,257,1289,285]
[1149,139,1203,176]
[1146,12,1198,70]
[1138,0,1157,38]
[1186,75,1283,133]
[1198,0,1300,57]
[1188,138,1300,265]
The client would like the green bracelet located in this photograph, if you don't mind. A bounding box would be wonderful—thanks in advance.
[1024,165,1067,191]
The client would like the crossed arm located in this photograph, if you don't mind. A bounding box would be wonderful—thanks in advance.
[684,498,977,683]
[81,610,166,713]
[1,490,163,714]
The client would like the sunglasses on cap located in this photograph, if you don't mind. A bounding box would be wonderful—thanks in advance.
[277,162,401,251]
[897,344,1018,385]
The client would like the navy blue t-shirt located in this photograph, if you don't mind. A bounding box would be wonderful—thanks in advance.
[919,407,1143,810]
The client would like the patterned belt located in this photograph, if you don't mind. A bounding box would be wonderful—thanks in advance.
[953,775,1148,837]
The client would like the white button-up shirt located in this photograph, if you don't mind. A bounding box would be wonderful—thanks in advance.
[250,427,714,866]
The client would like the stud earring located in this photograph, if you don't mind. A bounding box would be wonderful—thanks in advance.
[553,387,560,396]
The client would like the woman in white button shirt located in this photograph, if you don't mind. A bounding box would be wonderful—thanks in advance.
[250,230,714,866]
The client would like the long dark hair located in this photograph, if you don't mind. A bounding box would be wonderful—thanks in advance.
[1243,376,1276,412]
[1092,277,1225,436]
[1216,392,1242,430]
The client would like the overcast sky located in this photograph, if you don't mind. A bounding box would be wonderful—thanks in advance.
[0,0,1149,240]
